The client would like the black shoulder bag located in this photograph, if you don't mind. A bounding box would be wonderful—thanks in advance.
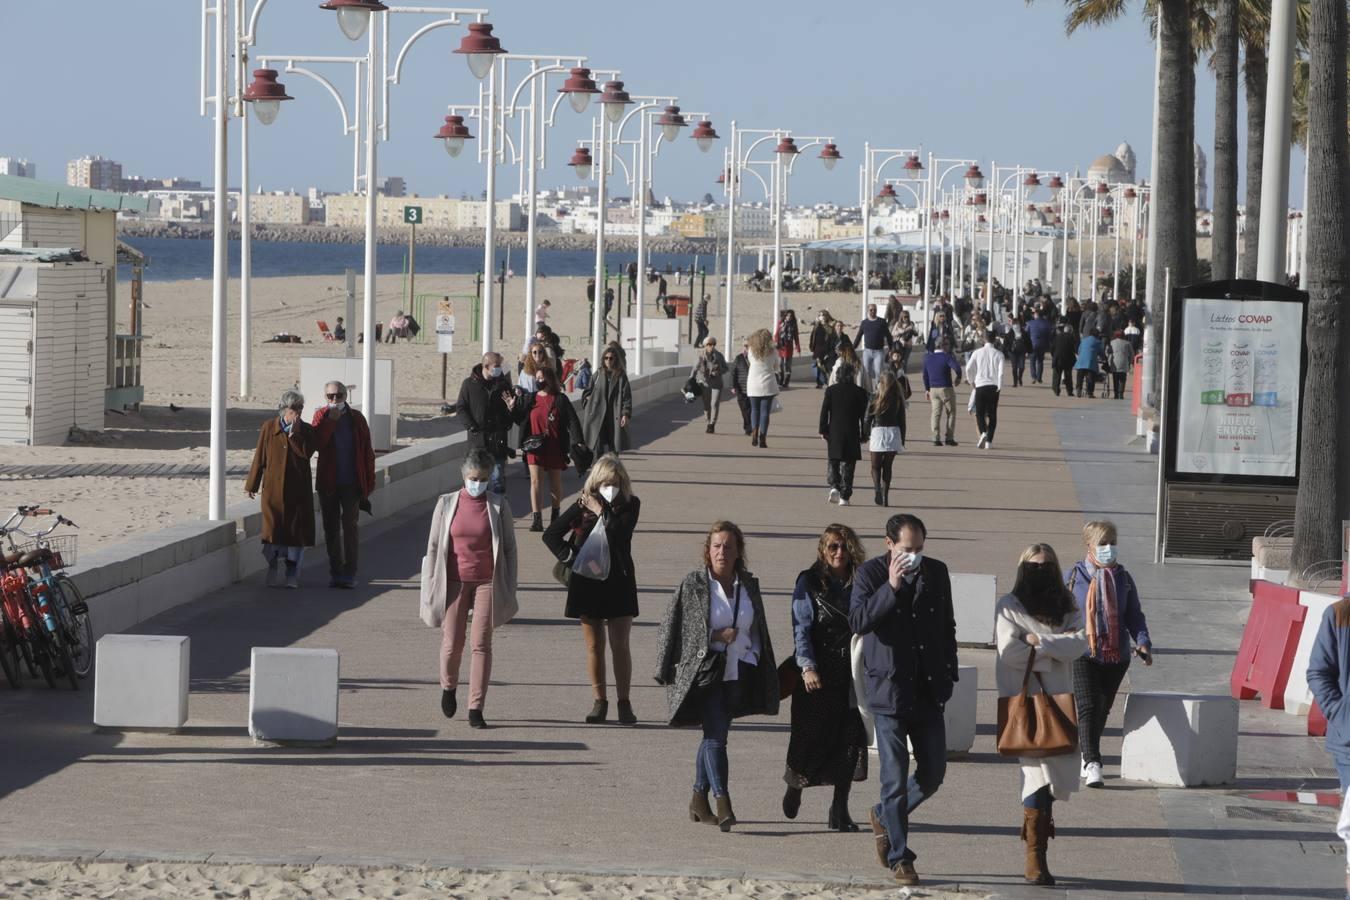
[691,577,742,692]
[521,402,556,453]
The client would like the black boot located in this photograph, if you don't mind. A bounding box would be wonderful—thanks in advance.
[529,512,543,532]
[550,506,560,524]
[828,783,859,832]
[585,699,609,724]
[782,786,802,819]
[873,475,883,507]
[440,688,457,719]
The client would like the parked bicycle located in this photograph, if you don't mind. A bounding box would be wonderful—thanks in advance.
[0,506,92,690]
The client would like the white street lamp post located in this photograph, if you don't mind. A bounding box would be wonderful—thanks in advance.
[859,145,919,320]
[1256,0,1296,281]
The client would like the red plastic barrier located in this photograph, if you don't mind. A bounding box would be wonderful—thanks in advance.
[1131,353,1144,418]
[1231,580,1306,707]
[1310,699,1328,737]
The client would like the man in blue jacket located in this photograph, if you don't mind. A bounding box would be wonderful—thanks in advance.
[1027,309,1053,384]
[849,513,958,886]
[1306,598,1350,898]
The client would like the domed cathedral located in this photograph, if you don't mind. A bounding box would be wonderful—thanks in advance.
[1114,142,1137,182]
[1087,142,1136,186]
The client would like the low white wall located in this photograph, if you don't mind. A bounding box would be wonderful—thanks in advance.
[71,365,686,639]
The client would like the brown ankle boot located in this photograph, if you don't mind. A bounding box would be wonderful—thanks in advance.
[1021,806,1055,885]
[750,428,760,447]
[689,791,716,824]
[715,794,737,832]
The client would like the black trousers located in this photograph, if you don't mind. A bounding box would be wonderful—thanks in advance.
[1074,368,1097,397]
[1072,657,1130,764]
[319,485,363,577]
[826,458,857,500]
[973,385,1000,442]
[736,392,751,433]
[1111,371,1127,398]
[1051,365,1074,397]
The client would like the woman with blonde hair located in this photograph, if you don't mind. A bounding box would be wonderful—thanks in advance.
[517,342,552,393]
[866,371,906,507]
[831,335,873,394]
[783,524,869,830]
[745,328,780,448]
[654,521,779,831]
[994,543,1086,885]
[543,453,641,725]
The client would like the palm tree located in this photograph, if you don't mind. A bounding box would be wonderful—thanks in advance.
[1034,0,1198,403]
[1241,23,1268,278]
[1212,0,1240,279]
[1290,0,1349,575]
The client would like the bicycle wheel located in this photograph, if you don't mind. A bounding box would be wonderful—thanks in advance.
[30,628,56,689]
[50,628,78,691]
[51,576,93,679]
[0,617,20,689]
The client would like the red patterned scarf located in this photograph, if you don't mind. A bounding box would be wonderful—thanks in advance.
[1084,555,1121,663]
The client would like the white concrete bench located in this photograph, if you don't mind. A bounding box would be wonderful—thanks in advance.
[248,648,339,745]
[1120,692,1237,787]
[1251,536,1293,584]
[950,574,996,645]
[93,634,190,730]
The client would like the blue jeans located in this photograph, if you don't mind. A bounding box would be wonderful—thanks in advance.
[813,359,828,387]
[862,348,885,387]
[693,677,743,798]
[873,708,947,866]
[1023,784,1054,810]
[488,459,506,495]
[1335,758,1350,793]
[748,396,774,435]
[1029,350,1046,382]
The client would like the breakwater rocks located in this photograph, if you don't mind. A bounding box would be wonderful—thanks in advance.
[118,221,717,255]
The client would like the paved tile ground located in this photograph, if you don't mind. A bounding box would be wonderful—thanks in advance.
[0,363,1339,898]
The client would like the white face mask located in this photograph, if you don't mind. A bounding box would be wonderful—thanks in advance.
[489,366,504,379]
[598,485,619,503]
[327,400,346,411]
[1095,544,1117,565]
[464,479,489,498]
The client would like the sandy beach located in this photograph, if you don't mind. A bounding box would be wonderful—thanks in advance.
[0,859,972,899]
[1,269,859,551]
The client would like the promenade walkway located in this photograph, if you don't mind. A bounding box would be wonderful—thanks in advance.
[0,366,1338,898]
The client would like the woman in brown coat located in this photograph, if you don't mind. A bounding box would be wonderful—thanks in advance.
[245,389,316,589]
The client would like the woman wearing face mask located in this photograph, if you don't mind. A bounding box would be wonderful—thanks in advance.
[783,524,869,831]
[581,343,633,458]
[1065,520,1152,789]
[995,544,1086,885]
[654,521,779,831]
[419,449,519,729]
[544,454,642,725]
[244,389,316,589]
[522,366,580,532]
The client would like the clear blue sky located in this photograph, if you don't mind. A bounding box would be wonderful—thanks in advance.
[2,1,1303,207]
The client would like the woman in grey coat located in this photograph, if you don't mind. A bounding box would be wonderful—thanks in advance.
[654,521,779,832]
[692,338,729,433]
[581,342,633,457]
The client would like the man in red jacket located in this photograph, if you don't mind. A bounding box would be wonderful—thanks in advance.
[311,381,376,589]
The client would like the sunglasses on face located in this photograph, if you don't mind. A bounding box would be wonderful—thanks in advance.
[603,355,616,361]
[1024,561,1053,572]
[825,542,846,553]
[325,393,345,400]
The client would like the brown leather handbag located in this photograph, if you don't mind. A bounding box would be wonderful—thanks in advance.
[996,648,1079,758]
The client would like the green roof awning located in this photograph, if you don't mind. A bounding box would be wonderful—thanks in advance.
[0,174,149,213]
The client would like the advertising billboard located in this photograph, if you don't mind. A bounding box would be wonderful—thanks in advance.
[1173,297,1305,479]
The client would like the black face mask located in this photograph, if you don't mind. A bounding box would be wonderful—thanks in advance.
[1021,565,1061,597]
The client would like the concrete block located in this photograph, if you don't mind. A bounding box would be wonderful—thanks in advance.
[1284,590,1342,715]
[93,634,189,730]
[950,573,997,645]
[944,665,978,753]
[1120,692,1237,787]
[248,647,339,745]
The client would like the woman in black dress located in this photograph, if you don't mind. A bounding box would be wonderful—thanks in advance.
[543,453,641,725]
[782,524,869,831]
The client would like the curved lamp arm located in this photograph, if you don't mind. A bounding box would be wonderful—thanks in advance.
[281,63,356,134]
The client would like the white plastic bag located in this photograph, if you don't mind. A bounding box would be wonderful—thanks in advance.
[572,516,612,581]
[771,396,784,414]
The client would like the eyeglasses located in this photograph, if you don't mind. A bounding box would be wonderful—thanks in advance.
[325,393,345,400]
[825,542,846,553]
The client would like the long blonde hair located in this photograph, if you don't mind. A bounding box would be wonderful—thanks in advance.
[870,370,899,417]
[582,453,633,501]
[747,328,774,361]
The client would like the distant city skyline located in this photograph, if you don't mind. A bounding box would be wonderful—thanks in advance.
[3,2,1305,207]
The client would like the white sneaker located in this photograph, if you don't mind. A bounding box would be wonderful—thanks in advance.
[838,497,850,506]
[828,488,840,504]
[1084,761,1104,788]
[977,433,988,449]
[285,573,300,590]
[1080,758,1090,778]
[984,439,993,450]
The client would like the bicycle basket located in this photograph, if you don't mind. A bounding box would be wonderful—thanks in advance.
[13,534,77,570]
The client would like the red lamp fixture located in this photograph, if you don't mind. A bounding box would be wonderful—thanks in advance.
[241,69,292,125]
[569,146,594,181]
[903,153,924,179]
[939,210,950,220]
[876,183,898,204]
[433,114,474,157]
[819,142,842,171]
[454,22,507,80]
[691,120,719,153]
[963,164,985,189]
[972,192,987,207]
[1048,175,1065,194]
[1095,181,1110,195]
[1124,187,1137,200]
[774,135,799,155]
[558,68,599,114]
[319,0,388,42]
[977,214,988,224]
[599,81,633,123]
[656,106,687,143]
[1023,171,1042,188]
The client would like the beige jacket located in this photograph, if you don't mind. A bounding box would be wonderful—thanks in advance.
[419,491,519,629]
